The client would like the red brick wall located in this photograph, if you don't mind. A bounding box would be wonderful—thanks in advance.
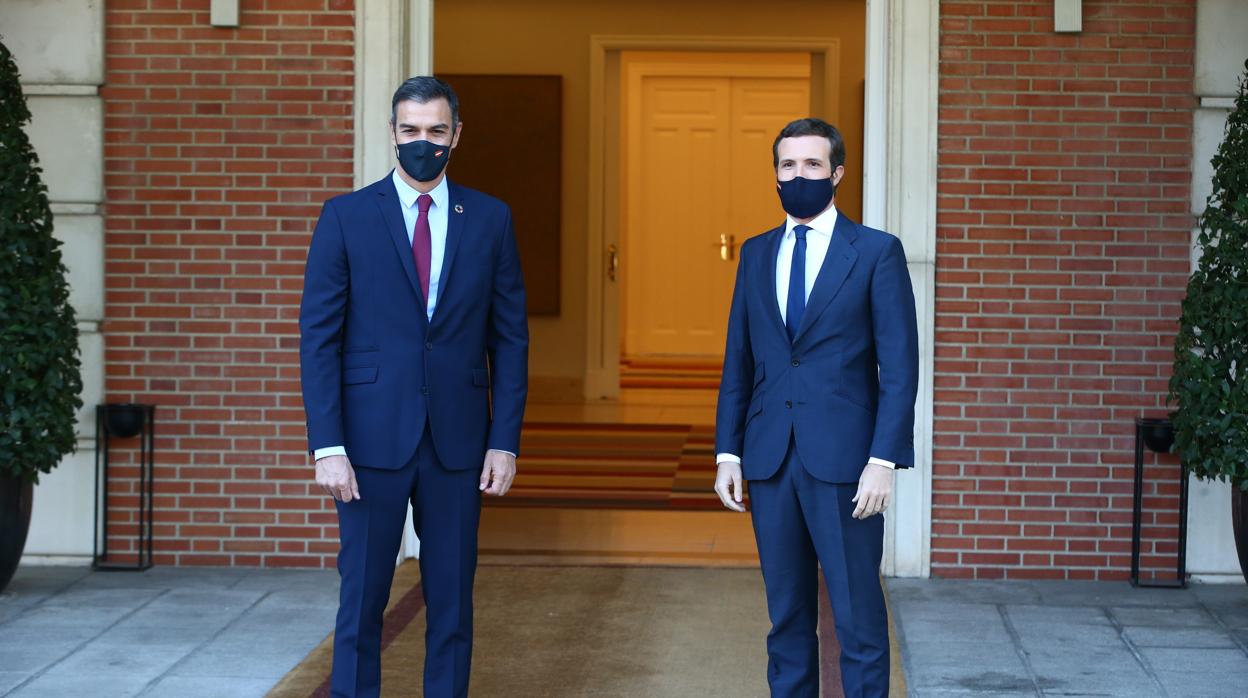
[934,0,1195,580]
[101,0,354,567]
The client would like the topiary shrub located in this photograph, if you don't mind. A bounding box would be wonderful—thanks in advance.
[1169,59,1248,492]
[0,40,84,484]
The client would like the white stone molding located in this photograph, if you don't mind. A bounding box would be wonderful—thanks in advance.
[355,0,435,559]
[354,0,434,189]
[865,0,939,579]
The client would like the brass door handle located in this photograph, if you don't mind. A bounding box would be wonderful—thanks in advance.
[607,244,620,282]
[718,234,736,261]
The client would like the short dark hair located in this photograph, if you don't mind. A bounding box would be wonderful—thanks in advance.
[390,76,460,127]
[772,118,845,169]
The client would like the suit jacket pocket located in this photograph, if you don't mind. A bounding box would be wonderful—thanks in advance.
[343,366,379,385]
[342,350,379,369]
[472,368,490,388]
[831,389,874,414]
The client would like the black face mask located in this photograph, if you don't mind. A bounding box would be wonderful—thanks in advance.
[395,139,451,182]
[776,176,836,219]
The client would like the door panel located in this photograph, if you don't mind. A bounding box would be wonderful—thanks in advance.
[632,77,731,355]
[730,79,814,237]
[623,53,813,360]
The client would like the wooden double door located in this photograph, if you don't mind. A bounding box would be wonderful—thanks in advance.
[621,51,815,360]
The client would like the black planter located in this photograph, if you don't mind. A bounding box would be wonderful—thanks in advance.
[1233,487,1248,586]
[105,403,146,439]
[0,474,34,593]
[1139,418,1175,453]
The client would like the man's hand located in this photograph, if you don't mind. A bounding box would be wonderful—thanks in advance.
[316,455,360,502]
[852,462,894,519]
[714,461,747,513]
[480,450,517,496]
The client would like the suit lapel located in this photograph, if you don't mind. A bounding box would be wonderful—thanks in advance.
[375,172,429,316]
[434,180,467,323]
[762,223,787,338]
[794,211,858,343]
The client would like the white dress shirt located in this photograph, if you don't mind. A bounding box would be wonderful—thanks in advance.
[777,207,837,326]
[717,207,895,470]
[393,169,449,322]
[314,171,513,462]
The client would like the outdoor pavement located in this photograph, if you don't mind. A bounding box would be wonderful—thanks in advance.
[1,564,1246,697]
[0,564,337,697]
[886,577,1248,697]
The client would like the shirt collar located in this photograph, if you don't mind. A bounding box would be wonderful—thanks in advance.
[391,168,449,211]
[785,206,837,239]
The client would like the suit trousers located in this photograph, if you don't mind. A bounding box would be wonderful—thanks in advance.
[749,436,889,698]
[331,424,482,698]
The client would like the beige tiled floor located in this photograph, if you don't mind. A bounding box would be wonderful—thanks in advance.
[526,388,717,426]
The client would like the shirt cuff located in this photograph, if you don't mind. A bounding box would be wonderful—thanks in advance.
[868,457,896,470]
[716,453,742,465]
[488,449,517,458]
[314,446,347,461]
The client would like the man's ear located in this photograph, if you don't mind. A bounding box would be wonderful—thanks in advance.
[388,119,397,148]
[451,122,463,149]
[833,164,846,187]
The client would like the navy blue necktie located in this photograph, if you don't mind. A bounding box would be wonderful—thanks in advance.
[786,225,810,342]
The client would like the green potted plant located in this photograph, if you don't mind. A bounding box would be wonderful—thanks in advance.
[0,40,84,592]
[1169,59,1248,585]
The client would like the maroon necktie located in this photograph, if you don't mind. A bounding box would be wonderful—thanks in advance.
[412,194,433,301]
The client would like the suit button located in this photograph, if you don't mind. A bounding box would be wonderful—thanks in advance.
[425,342,433,350]
[785,401,793,409]
[791,360,799,367]
[421,386,429,396]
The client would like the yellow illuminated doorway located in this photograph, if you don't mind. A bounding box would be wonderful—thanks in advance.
[621,52,813,362]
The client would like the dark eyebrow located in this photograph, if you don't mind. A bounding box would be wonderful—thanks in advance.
[395,122,450,130]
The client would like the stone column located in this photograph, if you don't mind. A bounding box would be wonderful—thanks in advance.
[1,0,106,561]
[1186,0,1248,582]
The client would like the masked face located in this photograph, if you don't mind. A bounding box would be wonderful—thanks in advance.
[390,97,460,183]
[776,176,835,219]
[775,134,842,219]
[395,139,450,182]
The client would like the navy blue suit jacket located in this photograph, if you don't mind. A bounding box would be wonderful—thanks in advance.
[299,174,528,471]
[715,211,919,483]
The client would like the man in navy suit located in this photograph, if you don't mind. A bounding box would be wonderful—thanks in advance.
[299,76,528,698]
[714,118,918,697]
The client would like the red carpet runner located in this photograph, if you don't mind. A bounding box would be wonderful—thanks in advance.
[486,422,738,510]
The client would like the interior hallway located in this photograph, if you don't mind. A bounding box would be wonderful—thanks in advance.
[479,386,761,567]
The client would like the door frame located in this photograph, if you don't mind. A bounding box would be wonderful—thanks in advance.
[355,0,938,578]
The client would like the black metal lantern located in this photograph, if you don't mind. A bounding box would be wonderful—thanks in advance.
[1130,416,1187,588]
[1139,418,1176,454]
[93,403,155,571]
[104,403,146,439]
